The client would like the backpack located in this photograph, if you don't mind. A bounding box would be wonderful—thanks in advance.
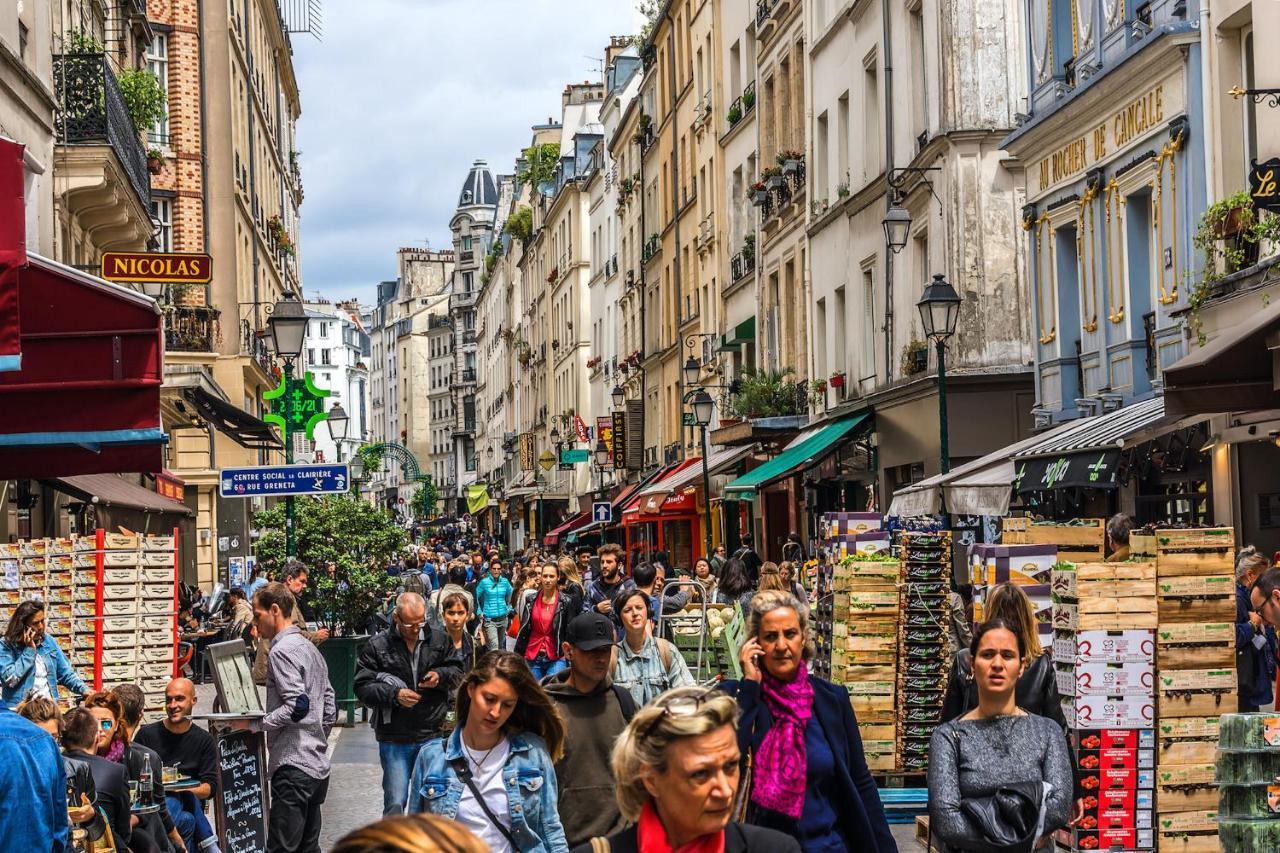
[611,683,638,723]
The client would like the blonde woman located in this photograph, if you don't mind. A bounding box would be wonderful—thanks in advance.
[574,686,799,852]
[558,555,585,613]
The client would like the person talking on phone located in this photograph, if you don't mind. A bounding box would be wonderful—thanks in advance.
[0,599,87,711]
[355,592,464,816]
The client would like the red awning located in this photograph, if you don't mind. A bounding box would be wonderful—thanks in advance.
[0,138,24,372]
[621,459,703,523]
[544,511,591,548]
[0,255,165,478]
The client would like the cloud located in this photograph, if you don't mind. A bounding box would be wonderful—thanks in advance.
[292,0,638,305]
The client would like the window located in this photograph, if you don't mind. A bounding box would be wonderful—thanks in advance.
[837,92,850,188]
[319,322,330,338]
[145,35,170,145]
[862,56,880,180]
[833,285,847,378]
[150,198,172,252]
[861,265,877,379]
[462,236,473,251]
[321,349,332,365]
[306,348,315,366]
[816,112,829,198]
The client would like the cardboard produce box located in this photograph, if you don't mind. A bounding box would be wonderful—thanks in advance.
[1055,630,1156,665]
[1057,660,1155,697]
[1066,695,1156,729]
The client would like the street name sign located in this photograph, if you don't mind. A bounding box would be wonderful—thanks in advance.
[559,448,589,464]
[592,502,612,524]
[100,251,213,284]
[219,464,349,498]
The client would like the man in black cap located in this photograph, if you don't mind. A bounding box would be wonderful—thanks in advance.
[543,612,636,847]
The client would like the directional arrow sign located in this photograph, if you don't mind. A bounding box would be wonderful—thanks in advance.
[592,501,612,524]
[219,464,350,498]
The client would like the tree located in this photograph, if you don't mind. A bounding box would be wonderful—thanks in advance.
[116,68,167,138]
[504,206,533,243]
[726,368,806,419]
[254,496,405,634]
[410,479,438,520]
[517,143,561,191]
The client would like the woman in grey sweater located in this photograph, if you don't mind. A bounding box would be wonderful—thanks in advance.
[928,619,1072,853]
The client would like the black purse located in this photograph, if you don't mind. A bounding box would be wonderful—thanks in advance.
[958,780,1046,853]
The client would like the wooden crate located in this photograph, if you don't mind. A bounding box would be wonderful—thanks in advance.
[1156,787,1219,813]
[1157,575,1234,598]
[1131,532,1158,557]
[1158,641,1235,669]
[1157,596,1236,623]
[1157,551,1235,577]
[1157,717,1221,740]
[1156,738,1217,766]
[1156,831,1220,853]
[1157,689,1237,718]
[858,723,896,741]
[1156,528,1236,551]
[1002,516,1031,543]
[1157,622,1235,644]
[849,694,894,723]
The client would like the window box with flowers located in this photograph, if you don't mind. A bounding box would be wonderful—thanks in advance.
[750,182,768,206]
[779,150,805,175]
[763,166,785,190]
[829,371,846,389]
[547,267,559,283]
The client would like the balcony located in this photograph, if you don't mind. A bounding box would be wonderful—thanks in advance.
[240,321,276,376]
[450,289,479,310]
[731,250,755,283]
[164,305,221,353]
[452,420,476,437]
[459,368,477,384]
[726,81,756,133]
[53,53,152,249]
[461,329,476,345]
[642,234,661,264]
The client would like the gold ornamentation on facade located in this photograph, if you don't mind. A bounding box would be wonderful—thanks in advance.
[1036,211,1057,344]
[1152,131,1184,306]
[1078,184,1099,332]
[1105,178,1126,324]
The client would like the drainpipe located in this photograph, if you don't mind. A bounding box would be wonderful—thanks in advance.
[666,10,683,460]
[1199,0,1217,204]
[882,0,896,383]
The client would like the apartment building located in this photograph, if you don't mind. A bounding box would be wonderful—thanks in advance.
[298,299,370,466]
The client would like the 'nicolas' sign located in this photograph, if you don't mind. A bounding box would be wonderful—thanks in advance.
[100,252,213,284]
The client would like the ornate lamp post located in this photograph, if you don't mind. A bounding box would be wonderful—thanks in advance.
[266,291,309,555]
[916,273,962,474]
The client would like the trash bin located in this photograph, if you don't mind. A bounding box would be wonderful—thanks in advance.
[318,634,368,727]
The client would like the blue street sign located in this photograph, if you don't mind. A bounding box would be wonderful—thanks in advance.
[592,501,612,524]
[219,464,350,498]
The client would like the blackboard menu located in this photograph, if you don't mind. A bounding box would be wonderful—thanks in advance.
[214,729,267,853]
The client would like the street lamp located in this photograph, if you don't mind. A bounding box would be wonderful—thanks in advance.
[882,199,912,254]
[917,273,962,474]
[690,389,715,559]
[267,290,309,556]
[611,385,626,409]
[594,439,610,496]
[550,426,561,445]
[327,402,349,457]
[682,355,701,388]
[349,454,365,501]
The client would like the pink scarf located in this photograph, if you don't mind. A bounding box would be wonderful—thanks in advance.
[104,737,126,765]
[750,660,813,819]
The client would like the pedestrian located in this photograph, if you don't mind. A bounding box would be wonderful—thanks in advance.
[429,565,476,632]
[558,556,586,614]
[583,543,634,619]
[0,599,87,710]
[355,591,464,816]
[544,612,637,847]
[113,683,187,853]
[778,561,806,600]
[441,591,481,675]
[249,581,338,853]
[515,561,575,682]
[245,566,269,602]
[723,589,897,852]
[226,587,255,639]
[942,583,1064,727]
[733,534,762,587]
[575,547,595,587]
[63,706,132,850]
[475,560,515,653]
[691,557,719,603]
[612,588,695,706]
[718,558,755,612]
[1250,567,1280,629]
[1236,546,1277,711]
[417,545,439,591]
[6,696,72,851]
[1105,513,1134,561]
[407,650,570,852]
[399,555,427,597]
[928,619,1073,853]
[18,695,105,843]
[132,677,220,852]
[781,532,803,565]
[574,686,801,853]
[710,545,728,577]
[332,813,487,853]
[253,562,329,685]
[757,563,786,594]
[631,563,690,629]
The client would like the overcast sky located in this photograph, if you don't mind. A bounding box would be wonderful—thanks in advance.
[291,0,637,306]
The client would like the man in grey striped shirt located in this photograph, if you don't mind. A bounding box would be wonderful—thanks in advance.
[251,581,337,853]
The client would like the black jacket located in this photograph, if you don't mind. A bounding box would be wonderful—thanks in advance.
[571,821,801,853]
[62,753,107,841]
[513,589,577,658]
[941,650,1066,729]
[66,748,131,849]
[354,624,463,743]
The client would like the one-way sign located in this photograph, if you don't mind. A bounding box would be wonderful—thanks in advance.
[592,501,612,524]
[219,464,350,498]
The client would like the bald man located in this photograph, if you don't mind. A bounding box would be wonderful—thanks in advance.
[134,677,219,852]
[355,591,463,815]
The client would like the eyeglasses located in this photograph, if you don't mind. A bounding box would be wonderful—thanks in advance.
[98,720,113,730]
[638,687,717,742]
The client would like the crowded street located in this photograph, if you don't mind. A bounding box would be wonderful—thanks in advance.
[4,0,1280,852]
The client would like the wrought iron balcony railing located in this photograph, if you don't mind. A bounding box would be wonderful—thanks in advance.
[53,53,151,213]
[165,305,221,353]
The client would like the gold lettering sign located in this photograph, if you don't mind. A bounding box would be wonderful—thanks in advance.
[1030,78,1179,199]
[100,252,213,284]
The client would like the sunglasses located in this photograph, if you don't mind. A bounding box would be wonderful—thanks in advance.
[98,720,113,730]
[638,687,718,742]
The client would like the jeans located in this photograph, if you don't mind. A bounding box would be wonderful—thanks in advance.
[483,617,509,652]
[526,653,567,682]
[268,765,329,853]
[378,739,433,816]
[166,792,215,852]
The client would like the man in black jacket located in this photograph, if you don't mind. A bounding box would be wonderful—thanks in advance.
[63,707,131,850]
[354,591,463,816]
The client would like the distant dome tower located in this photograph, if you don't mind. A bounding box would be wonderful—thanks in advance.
[457,159,499,209]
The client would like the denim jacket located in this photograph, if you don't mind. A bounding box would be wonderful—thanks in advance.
[407,728,569,853]
[0,635,87,710]
[612,635,696,707]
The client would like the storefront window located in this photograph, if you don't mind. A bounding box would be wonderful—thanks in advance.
[663,519,694,573]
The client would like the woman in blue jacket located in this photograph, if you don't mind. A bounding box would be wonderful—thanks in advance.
[407,649,569,852]
[1237,547,1278,711]
[0,600,86,710]
[721,589,896,853]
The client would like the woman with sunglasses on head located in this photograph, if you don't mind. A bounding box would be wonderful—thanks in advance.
[572,685,800,852]
[407,650,569,853]
[929,619,1072,853]
[722,589,896,852]
[611,588,696,707]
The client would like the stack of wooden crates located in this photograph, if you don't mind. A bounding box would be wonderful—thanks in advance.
[896,531,952,774]
[1155,528,1237,853]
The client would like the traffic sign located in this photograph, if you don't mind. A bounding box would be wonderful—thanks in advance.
[538,450,555,471]
[219,464,349,498]
[592,501,612,524]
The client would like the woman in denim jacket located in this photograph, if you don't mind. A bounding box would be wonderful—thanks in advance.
[0,600,86,710]
[407,649,569,853]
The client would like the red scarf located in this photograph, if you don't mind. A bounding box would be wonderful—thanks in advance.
[637,800,726,853]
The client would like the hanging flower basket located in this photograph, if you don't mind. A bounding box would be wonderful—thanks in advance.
[829,372,846,389]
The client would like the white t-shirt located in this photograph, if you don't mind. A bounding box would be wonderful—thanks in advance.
[456,737,513,853]
[31,652,50,699]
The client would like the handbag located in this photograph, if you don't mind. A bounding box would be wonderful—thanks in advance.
[730,747,754,823]
[958,779,1047,853]
[507,610,522,639]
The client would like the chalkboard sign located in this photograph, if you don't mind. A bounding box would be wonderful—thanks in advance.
[214,729,268,853]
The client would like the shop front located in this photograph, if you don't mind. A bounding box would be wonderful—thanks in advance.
[620,458,705,570]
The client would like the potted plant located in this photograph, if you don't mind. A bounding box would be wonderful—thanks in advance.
[902,337,929,376]
[728,103,742,124]
[811,379,827,394]
[763,166,785,190]
[829,371,846,389]
[742,86,755,110]
[750,181,767,205]
[146,148,164,174]
[726,368,805,419]
[779,150,804,174]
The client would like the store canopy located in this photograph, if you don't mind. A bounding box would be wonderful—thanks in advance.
[543,511,591,547]
[0,138,25,372]
[888,420,1082,517]
[1011,396,1167,493]
[185,386,282,450]
[0,255,165,478]
[628,458,704,516]
[718,316,756,350]
[1164,300,1280,416]
[723,413,870,499]
[45,474,193,516]
[504,470,540,497]
[465,484,491,515]
[637,443,758,504]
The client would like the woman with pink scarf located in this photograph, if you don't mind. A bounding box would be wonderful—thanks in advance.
[722,590,896,852]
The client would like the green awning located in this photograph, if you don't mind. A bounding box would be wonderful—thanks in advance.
[722,413,870,499]
[719,316,756,350]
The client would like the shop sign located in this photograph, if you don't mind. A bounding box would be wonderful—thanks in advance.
[156,471,185,502]
[560,448,589,464]
[1013,450,1121,493]
[100,251,212,284]
[1030,74,1183,199]
[611,411,627,470]
[596,416,615,469]
[519,433,535,471]
[1250,158,1280,214]
[682,412,694,426]
[573,415,590,442]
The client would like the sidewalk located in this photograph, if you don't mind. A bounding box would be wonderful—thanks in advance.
[319,721,383,848]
